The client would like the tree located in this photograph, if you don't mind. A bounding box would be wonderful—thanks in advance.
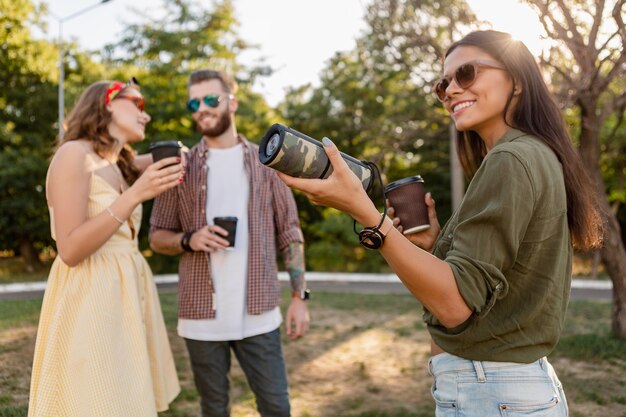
[0,0,109,271]
[106,0,277,148]
[523,0,626,338]
[0,0,58,271]
[105,0,279,272]
[279,0,479,271]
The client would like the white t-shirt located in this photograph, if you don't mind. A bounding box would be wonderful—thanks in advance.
[177,144,282,341]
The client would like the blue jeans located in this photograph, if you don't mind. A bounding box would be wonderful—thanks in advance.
[428,353,569,416]
[184,328,290,417]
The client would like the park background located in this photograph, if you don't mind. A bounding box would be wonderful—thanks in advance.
[1,0,625,415]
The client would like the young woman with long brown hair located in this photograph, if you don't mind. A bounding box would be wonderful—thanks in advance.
[279,30,603,416]
[28,79,182,416]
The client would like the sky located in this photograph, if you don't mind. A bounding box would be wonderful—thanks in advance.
[40,0,546,106]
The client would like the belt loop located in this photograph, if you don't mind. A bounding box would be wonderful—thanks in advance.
[472,360,486,383]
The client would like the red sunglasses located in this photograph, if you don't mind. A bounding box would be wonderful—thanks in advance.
[114,95,145,112]
[434,59,506,102]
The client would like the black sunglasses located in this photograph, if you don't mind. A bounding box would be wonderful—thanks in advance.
[434,60,506,102]
[186,94,229,113]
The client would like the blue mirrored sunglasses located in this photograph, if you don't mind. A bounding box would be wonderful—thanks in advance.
[186,94,222,113]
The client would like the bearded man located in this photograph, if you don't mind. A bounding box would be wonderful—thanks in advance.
[149,69,310,417]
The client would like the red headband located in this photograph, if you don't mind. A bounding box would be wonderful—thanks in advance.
[104,81,126,106]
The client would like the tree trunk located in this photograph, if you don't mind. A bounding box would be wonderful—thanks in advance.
[591,250,600,279]
[579,102,626,339]
[600,206,626,338]
[18,239,43,273]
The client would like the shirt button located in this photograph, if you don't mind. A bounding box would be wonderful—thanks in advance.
[201,185,206,190]
[448,233,453,239]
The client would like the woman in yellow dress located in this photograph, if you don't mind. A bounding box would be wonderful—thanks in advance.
[28,79,182,416]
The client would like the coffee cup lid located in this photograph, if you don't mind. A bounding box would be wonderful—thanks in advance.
[214,216,238,222]
[149,140,183,150]
[384,175,423,193]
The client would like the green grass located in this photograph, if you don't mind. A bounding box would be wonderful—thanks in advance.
[0,407,28,417]
[0,299,42,332]
[554,333,626,361]
[2,292,625,417]
[553,300,626,361]
[286,290,421,313]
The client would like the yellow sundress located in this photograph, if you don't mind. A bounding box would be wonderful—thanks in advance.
[28,167,180,416]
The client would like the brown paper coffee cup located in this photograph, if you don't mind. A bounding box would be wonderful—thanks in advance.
[385,176,430,235]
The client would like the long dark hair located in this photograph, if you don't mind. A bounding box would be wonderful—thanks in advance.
[61,81,140,184]
[446,30,602,250]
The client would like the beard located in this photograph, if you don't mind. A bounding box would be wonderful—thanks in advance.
[196,108,231,138]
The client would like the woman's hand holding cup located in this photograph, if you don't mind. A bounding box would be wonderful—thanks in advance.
[129,156,183,203]
[387,192,440,251]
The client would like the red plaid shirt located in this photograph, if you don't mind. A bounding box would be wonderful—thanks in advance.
[150,135,304,319]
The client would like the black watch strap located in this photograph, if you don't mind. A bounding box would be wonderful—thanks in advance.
[180,231,195,252]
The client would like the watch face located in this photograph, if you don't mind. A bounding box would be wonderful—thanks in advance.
[293,289,310,300]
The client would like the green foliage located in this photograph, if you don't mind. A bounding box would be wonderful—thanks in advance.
[0,256,50,283]
[599,102,626,205]
[279,0,479,271]
[105,0,275,150]
[0,0,58,259]
[3,0,624,279]
[0,0,108,267]
[101,0,279,272]
[305,207,389,272]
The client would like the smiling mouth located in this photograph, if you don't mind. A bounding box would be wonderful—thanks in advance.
[198,114,215,123]
[452,101,475,113]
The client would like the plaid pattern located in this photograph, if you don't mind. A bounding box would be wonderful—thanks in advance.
[150,136,303,319]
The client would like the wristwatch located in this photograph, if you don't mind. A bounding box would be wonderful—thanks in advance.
[291,289,310,301]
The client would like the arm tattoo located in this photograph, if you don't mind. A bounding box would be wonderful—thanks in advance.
[284,242,305,291]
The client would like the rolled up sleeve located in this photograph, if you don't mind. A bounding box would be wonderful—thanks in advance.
[270,172,304,250]
[446,150,535,317]
[150,186,181,233]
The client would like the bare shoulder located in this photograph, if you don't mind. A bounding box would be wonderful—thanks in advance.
[46,141,96,196]
[53,140,93,160]
[49,140,95,175]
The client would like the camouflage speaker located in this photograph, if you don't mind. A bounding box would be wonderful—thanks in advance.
[259,124,374,194]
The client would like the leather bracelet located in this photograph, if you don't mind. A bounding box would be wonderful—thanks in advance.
[358,214,392,250]
[180,231,195,252]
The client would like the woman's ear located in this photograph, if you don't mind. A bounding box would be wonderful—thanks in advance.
[513,81,522,96]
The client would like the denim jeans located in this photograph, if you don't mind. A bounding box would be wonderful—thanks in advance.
[185,328,290,417]
[428,353,569,417]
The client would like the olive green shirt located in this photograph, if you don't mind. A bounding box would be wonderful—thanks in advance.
[426,129,572,363]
